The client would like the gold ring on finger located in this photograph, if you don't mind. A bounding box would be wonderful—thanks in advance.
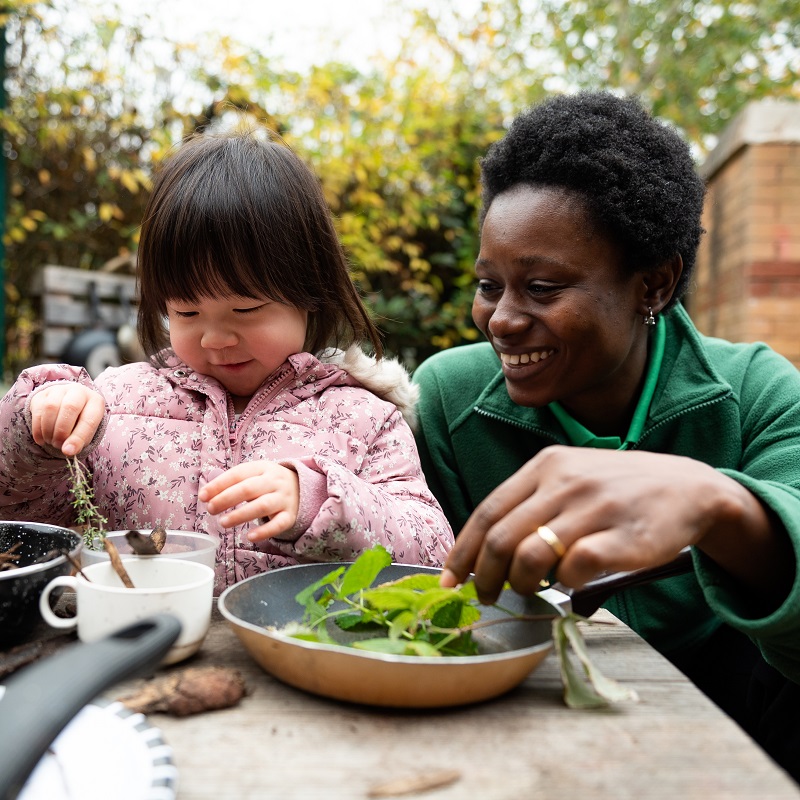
[535,525,566,559]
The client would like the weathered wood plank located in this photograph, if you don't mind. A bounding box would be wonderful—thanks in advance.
[103,608,800,800]
[31,264,137,299]
[32,264,139,361]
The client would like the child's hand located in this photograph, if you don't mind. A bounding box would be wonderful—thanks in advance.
[199,462,300,542]
[28,383,105,456]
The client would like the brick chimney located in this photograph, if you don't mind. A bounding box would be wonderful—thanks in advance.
[690,99,800,368]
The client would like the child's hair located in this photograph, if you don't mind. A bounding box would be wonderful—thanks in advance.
[136,130,383,361]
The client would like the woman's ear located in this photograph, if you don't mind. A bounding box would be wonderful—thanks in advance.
[641,254,683,315]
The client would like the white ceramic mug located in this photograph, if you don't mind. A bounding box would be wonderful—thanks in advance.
[40,559,214,665]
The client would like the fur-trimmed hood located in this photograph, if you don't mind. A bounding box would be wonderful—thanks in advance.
[319,345,420,432]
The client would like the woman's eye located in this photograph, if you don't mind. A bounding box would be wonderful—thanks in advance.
[528,283,559,296]
[477,280,500,294]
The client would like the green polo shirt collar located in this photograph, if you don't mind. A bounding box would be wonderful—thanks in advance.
[549,317,665,450]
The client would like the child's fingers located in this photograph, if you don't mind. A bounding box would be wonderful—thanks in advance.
[30,386,104,455]
[59,389,105,456]
[218,486,286,527]
[199,463,264,503]
[247,511,295,542]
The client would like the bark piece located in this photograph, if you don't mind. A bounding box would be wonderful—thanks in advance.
[117,666,248,717]
[0,541,22,570]
[367,770,462,797]
[104,538,135,588]
[149,525,167,553]
[125,528,165,555]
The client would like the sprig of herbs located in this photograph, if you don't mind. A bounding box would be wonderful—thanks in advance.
[67,455,107,550]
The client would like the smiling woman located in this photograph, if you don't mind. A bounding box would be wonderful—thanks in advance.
[412,90,800,781]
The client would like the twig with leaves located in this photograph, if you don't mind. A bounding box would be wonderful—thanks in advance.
[67,455,107,550]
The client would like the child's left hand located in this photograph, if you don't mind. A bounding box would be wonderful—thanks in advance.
[199,462,300,542]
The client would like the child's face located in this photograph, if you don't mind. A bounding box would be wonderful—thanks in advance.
[166,294,308,410]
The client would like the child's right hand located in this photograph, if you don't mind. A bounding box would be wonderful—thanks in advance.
[28,384,105,456]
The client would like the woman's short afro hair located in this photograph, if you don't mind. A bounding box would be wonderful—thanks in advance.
[480,91,705,307]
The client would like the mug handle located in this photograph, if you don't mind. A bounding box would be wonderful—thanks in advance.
[39,575,78,630]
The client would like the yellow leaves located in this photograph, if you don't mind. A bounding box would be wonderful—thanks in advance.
[82,147,98,172]
[6,209,47,244]
[133,168,152,191]
[107,166,150,194]
[38,169,52,186]
[119,170,139,194]
[5,228,27,244]
[98,203,124,222]
[410,257,430,274]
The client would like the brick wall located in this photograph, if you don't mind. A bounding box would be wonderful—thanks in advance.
[690,100,800,368]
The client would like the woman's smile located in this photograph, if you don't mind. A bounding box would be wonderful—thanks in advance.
[472,184,651,432]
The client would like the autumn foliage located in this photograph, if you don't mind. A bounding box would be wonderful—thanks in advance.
[2,0,798,377]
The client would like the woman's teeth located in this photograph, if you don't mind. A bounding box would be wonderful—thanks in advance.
[500,350,554,366]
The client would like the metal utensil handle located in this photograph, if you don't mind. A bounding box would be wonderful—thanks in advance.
[558,546,695,618]
[0,613,182,800]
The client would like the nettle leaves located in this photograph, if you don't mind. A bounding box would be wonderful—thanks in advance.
[279,544,638,708]
[282,545,482,657]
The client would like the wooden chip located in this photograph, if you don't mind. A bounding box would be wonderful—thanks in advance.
[150,525,167,553]
[125,525,167,555]
[125,530,160,555]
[117,666,248,717]
[104,538,135,588]
[0,541,22,565]
[367,770,462,798]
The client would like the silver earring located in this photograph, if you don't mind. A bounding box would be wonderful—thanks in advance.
[643,307,656,326]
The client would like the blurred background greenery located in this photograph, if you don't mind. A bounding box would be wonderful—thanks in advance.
[1,0,798,380]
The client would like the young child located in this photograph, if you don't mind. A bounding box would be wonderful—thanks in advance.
[0,131,453,594]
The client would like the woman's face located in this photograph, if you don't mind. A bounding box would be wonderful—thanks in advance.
[472,185,651,433]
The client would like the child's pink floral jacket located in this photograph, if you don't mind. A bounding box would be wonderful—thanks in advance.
[0,347,454,594]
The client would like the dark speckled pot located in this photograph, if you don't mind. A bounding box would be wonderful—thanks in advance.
[0,522,82,644]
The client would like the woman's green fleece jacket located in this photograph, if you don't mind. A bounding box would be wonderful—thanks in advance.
[412,304,800,682]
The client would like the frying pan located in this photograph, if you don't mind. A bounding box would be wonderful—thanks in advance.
[219,549,694,708]
[0,613,181,800]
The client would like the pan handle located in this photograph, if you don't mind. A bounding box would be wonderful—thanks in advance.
[555,546,695,617]
[0,613,182,800]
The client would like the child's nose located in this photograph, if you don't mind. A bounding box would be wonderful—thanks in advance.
[200,326,239,349]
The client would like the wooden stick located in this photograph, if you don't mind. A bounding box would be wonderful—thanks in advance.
[62,550,92,582]
[104,538,135,588]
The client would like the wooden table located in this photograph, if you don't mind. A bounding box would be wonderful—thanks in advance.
[103,606,799,799]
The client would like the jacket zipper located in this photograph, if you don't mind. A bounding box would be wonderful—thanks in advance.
[473,406,564,444]
[229,366,296,463]
[630,393,731,450]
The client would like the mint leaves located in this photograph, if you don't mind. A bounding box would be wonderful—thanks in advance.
[282,545,483,657]
[279,544,638,708]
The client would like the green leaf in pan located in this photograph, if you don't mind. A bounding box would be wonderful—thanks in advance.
[281,544,638,707]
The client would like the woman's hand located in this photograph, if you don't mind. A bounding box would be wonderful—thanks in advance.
[199,462,300,542]
[441,445,783,606]
[28,384,105,456]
